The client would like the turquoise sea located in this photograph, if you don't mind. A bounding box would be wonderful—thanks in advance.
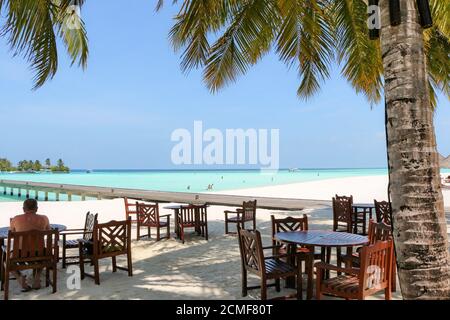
[0,168,449,202]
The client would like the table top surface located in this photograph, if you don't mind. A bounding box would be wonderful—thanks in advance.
[164,204,209,210]
[275,230,368,247]
[352,203,375,209]
[0,224,67,238]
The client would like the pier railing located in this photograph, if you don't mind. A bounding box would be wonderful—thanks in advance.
[0,179,330,210]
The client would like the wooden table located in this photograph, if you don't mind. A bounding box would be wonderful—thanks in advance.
[163,204,208,238]
[275,230,368,299]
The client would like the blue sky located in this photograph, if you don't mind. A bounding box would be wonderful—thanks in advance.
[0,1,449,170]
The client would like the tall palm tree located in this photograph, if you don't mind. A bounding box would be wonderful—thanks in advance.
[160,0,450,299]
[0,0,88,89]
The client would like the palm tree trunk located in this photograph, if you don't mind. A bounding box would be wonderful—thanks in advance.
[379,0,450,299]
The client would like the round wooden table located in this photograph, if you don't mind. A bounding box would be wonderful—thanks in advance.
[275,230,368,299]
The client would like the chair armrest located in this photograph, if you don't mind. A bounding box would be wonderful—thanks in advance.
[60,228,85,233]
[224,210,239,214]
[264,254,290,260]
[314,262,360,275]
[159,214,171,218]
[61,230,86,236]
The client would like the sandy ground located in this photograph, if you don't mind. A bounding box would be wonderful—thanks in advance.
[0,175,449,300]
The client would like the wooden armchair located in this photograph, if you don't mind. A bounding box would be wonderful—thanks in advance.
[1,229,59,300]
[238,227,302,300]
[136,203,170,241]
[225,200,257,234]
[338,220,397,292]
[79,219,132,285]
[124,197,138,222]
[316,239,394,300]
[60,212,97,268]
[374,200,392,225]
[176,205,208,244]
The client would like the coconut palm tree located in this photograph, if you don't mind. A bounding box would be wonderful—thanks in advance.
[0,0,88,89]
[160,0,450,299]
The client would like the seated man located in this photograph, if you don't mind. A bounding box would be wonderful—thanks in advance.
[10,199,50,291]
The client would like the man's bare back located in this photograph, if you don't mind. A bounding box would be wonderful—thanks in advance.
[10,213,50,232]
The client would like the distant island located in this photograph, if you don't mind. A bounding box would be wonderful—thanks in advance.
[0,158,70,173]
[440,154,450,168]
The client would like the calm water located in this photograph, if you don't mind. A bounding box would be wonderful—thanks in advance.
[0,168,448,202]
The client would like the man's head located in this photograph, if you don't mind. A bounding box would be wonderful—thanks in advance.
[23,199,38,214]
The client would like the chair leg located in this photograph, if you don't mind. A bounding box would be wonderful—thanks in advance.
[94,259,100,285]
[167,219,171,239]
[260,278,267,300]
[315,269,322,300]
[127,250,133,277]
[4,268,9,300]
[136,225,140,241]
[181,227,185,244]
[242,269,248,297]
[336,247,342,276]
[385,287,392,300]
[52,264,57,293]
[204,221,208,241]
[297,271,303,300]
[225,219,228,235]
[275,278,280,292]
[112,256,117,272]
[45,268,50,287]
[62,244,67,269]
[79,245,85,280]
[156,227,160,241]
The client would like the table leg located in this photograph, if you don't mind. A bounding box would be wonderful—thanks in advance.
[306,251,314,300]
[285,243,297,289]
[174,209,180,239]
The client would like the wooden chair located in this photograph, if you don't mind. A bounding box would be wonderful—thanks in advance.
[339,220,397,292]
[79,219,132,285]
[124,197,138,222]
[315,239,394,300]
[1,229,59,300]
[136,203,170,241]
[374,200,392,225]
[332,195,365,234]
[176,205,208,244]
[238,227,302,300]
[60,212,98,268]
[224,200,257,234]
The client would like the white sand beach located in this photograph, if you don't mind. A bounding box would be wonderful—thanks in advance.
[0,175,449,300]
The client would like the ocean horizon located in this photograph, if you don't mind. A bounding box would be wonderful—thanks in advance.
[1,167,449,202]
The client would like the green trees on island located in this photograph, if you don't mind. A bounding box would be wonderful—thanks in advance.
[0,158,69,173]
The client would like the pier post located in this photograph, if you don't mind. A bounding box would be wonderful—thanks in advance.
[35,190,39,200]
[18,188,21,197]
[68,193,72,201]
[10,188,13,196]
[45,192,48,201]
[3,186,5,195]
[56,192,60,201]
[26,189,29,199]
[81,194,86,201]
[97,194,101,200]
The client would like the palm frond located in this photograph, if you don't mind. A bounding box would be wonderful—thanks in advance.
[276,0,334,99]
[332,0,383,103]
[203,0,279,92]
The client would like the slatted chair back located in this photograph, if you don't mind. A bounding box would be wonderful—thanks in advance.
[332,195,354,232]
[83,212,98,241]
[271,215,308,245]
[124,197,138,221]
[359,240,394,295]
[367,220,392,244]
[196,204,208,223]
[6,229,59,264]
[374,200,392,225]
[242,200,257,221]
[136,203,159,226]
[93,219,131,258]
[179,205,197,224]
[238,227,265,277]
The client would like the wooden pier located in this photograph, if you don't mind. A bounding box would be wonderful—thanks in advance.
[0,179,331,211]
